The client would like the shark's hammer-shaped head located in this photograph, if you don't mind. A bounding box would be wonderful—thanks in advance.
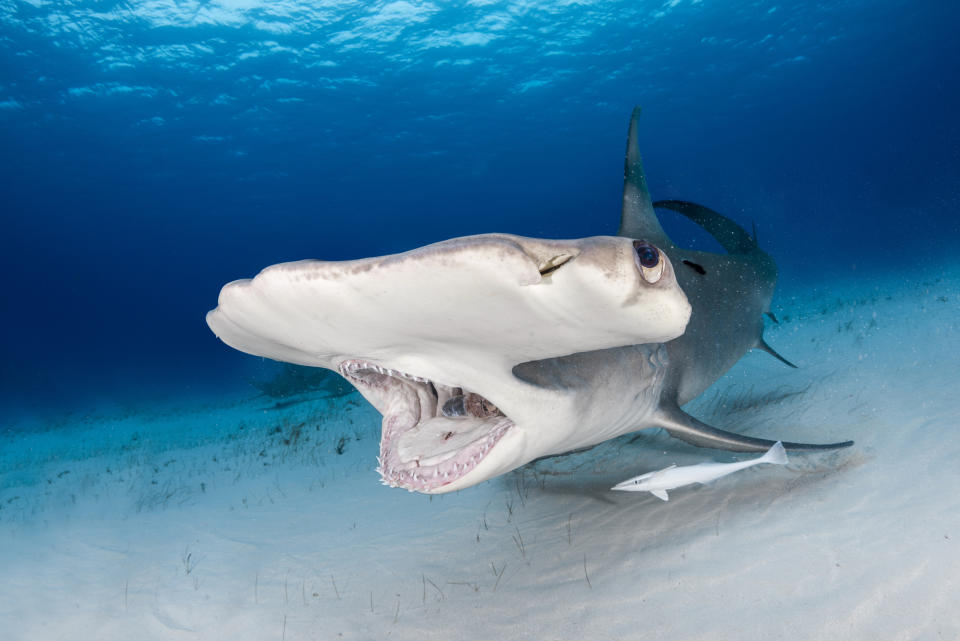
[207,233,690,493]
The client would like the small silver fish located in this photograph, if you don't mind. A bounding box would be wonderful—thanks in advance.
[612,441,788,501]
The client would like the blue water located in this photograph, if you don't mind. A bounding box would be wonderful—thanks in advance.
[2,0,958,417]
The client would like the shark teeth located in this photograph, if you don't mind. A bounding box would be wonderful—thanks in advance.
[340,359,429,383]
[342,358,514,493]
[377,418,513,493]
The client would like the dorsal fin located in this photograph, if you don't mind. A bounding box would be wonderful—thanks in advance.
[653,199,758,254]
[618,107,671,246]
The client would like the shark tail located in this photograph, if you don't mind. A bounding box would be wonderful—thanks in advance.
[761,441,789,465]
[652,197,798,371]
[652,199,758,254]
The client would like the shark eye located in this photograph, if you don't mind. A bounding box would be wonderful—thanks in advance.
[633,241,665,284]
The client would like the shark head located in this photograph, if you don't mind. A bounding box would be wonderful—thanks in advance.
[207,233,690,493]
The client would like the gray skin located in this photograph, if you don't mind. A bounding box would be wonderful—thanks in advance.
[208,107,849,496]
[619,106,851,451]
[522,107,852,453]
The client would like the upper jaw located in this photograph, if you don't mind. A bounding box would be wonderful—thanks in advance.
[338,359,517,493]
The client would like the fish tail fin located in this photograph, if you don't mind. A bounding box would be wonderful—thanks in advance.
[762,441,789,465]
[652,199,758,254]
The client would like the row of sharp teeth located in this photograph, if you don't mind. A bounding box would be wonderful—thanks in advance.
[379,440,492,478]
[340,360,430,383]
[377,423,510,489]
[378,461,475,484]
[378,459,472,486]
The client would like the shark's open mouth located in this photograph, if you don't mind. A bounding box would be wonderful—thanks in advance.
[339,359,515,492]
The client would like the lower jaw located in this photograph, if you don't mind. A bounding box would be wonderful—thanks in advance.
[377,419,514,493]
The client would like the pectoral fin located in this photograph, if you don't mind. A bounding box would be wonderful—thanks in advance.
[650,489,669,501]
[652,401,853,452]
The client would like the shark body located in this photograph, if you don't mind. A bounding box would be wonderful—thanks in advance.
[206,108,852,495]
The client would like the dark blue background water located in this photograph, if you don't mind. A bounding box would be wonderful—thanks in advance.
[2,0,958,417]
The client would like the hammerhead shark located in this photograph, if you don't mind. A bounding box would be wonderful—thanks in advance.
[206,108,851,494]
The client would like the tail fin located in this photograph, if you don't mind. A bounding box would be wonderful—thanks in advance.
[652,199,758,254]
[762,441,789,465]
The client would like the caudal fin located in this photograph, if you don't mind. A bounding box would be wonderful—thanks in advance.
[652,199,758,254]
[762,441,789,465]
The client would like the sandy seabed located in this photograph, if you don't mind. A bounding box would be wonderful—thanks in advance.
[2,263,959,641]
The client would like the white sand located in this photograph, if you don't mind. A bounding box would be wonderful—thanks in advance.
[2,263,959,641]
